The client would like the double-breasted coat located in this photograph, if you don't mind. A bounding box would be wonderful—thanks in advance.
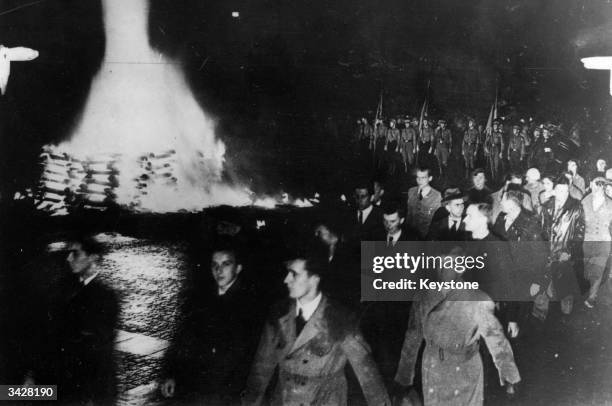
[395,289,520,406]
[242,295,390,406]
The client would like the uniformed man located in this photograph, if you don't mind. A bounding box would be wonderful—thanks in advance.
[399,116,416,170]
[484,119,505,181]
[374,119,388,170]
[462,118,481,177]
[386,119,401,175]
[433,119,452,174]
[419,118,435,166]
[507,124,526,172]
[242,251,391,406]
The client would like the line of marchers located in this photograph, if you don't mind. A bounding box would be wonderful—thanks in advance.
[373,278,479,291]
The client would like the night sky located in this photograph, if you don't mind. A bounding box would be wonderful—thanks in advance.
[1,0,611,193]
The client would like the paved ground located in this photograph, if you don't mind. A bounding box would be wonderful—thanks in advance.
[92,233,612,405]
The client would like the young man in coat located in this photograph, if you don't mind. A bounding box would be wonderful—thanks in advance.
[242,251,391,406]
[161,245,262,404]
[45,235,119,405]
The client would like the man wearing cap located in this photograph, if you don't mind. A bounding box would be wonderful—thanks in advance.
[419,118,435,165]
[399,116,416,170]
[433,119,452,174]
[426,188,469,241]
[484,119,505,181]
[462,118,481,178]
[407,166,442,239]
[242,251,391,406]
[507,124,526,172]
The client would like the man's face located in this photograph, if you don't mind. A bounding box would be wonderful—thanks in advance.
[567,161,577,173]
[423,121,429,128]
[597,159,607,171]
[372,182,384,199]
[510,176,522,185]
[493,123,499,131]
[605,184,612,199]
[315,225,337,246]
[500,195,518,213]
[383,212,404,234]
[468,121,475,129]
[464,205,487,233]
[543,129,550,139]
[440,123,446,129]
[66,243,96,275]
[554,184,569,201]
[211,251,242,290]
[513,127,519,135]
[415,170,431,188]
[542,178,554,192]
[354,188,372,211]
[472,173,486,189]
[446,198,465,218]
[284,259,318,300]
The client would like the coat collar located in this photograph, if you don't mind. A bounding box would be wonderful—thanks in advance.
[278,295,328,355]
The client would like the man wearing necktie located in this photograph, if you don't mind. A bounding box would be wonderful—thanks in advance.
[406,166,442,239]
[242,251,390,406]
[351,181,384,243]
[427,188,469,241]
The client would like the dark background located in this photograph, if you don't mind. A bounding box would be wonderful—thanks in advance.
[1,0,611,196]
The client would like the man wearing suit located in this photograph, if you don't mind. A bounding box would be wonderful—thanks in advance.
[492,186,548,302]
[46,235,119,405]
[380,200,419,246]
[351,181,384,242]
[427,188,469,241]
[161,245,261,404]
[406,166,442,239]
[242,251,391,406]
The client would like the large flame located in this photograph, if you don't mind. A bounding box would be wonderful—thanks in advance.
[40,0,295,212]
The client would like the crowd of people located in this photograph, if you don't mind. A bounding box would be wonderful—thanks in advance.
[1,111,611,406]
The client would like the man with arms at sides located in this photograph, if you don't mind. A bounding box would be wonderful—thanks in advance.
[350,179,384,243]
[162,244,262,405]
[582,178,612,308]
[464,203,520,339]
[40,235,119,406]
[394,247,520,406]
[540,175,585,316]
[242,250,391,406]
[427,188,470,241]
[406,166,442,239]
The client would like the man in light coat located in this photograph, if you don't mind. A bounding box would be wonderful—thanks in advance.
[242,251,390,406]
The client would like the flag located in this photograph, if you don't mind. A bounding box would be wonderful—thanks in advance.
[375,90,383,123]
[417,94,429,144]
[485,90,498,136]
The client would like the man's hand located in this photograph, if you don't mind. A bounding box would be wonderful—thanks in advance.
[499,153,503,158]
[428,148,432,154]
[160,378,176,398]
[507,322,519,338]
[530,283,540,297]
[559,252,571,262]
